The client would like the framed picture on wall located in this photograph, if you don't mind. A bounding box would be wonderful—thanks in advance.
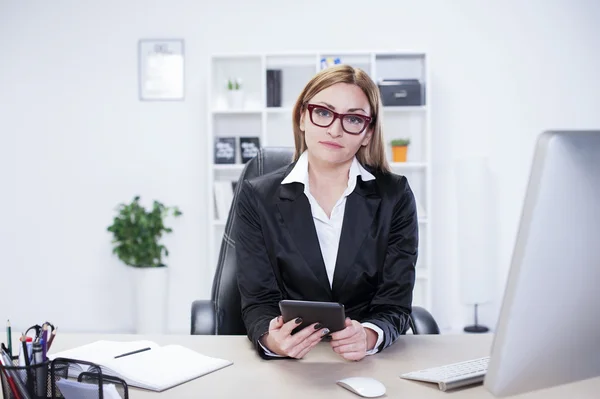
[138,39,185,101]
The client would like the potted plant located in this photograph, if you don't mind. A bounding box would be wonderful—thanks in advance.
[107,196,182,333]
[391,138,411,162]
[226,77,244,109]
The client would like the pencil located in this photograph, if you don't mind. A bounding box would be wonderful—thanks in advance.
[20,334,29,366]
[6,320,12,358]
[47,327,57,351]
[114,347,151,359]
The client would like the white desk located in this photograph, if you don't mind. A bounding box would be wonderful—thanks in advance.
[1,333,598,398]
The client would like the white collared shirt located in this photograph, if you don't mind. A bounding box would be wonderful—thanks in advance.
[260,151,384,356]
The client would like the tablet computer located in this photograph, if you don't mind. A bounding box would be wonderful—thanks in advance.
[279,300,346,334]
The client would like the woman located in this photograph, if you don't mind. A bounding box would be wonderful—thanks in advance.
[235,64,419,361]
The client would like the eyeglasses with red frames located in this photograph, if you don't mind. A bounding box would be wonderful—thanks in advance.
[305,103,372,135]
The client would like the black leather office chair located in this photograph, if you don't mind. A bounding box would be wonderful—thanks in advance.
[191,147,440,336]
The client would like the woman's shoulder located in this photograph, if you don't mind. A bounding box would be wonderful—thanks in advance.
[366,167,411,192]
[240,163,293,198]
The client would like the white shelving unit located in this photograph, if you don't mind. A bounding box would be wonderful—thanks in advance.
[207,51,433,311]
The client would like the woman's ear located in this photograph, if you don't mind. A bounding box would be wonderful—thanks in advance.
[299,113,305,132]
[361,128,373,147]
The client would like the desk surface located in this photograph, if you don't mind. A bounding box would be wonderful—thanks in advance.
[1,333,598,398]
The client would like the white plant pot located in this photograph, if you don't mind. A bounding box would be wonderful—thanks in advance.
[227,90,245,109]
[130,267,168,334]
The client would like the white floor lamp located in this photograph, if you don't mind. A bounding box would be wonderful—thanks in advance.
[455,156,495,333]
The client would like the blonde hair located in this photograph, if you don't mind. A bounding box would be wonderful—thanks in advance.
[291,64,390,173]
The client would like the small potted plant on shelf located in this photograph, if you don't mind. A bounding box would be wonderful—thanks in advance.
[107,196,182,334]
[391,138,411,162]
[226,77,244,109]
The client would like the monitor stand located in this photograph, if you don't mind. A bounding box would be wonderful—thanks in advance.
[464,304,489,333]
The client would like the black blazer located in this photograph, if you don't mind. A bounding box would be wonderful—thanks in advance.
[234,161,419,358]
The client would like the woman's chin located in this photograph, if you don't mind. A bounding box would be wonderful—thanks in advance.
[311,149,352,166]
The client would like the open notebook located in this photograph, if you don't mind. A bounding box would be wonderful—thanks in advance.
[48,340,233,392]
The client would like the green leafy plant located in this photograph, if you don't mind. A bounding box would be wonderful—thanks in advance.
[226,77,242,91]
[391,138,411,147]
[107,196,182,268]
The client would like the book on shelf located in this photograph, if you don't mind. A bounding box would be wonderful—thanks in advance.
[48,340,232,392]
[214,180,235,221]
[266,69,282,107]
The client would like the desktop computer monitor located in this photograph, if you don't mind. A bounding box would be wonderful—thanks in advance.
[484,130,600,396]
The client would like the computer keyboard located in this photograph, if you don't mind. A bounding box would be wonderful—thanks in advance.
[400,356,490,392]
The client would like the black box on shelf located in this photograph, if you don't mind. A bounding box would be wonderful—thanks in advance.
[266,69,282,107]
[214,137,236,164]
[378,79,424,106]
[240,137,261,163]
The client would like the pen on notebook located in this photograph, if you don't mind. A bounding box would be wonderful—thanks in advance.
[6,320,12,357]
[114,347,151,359]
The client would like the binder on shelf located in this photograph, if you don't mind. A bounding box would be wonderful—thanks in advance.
[266,69,282,107]
[214,181,235,221]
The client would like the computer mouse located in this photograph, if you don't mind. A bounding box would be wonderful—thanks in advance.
[337,376,386,398]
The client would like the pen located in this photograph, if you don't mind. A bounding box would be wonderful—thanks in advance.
[6,319,12,358]
[41,324,48,361]
[114,347,151,359]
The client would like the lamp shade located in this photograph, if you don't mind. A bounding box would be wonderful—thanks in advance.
[454,156,495,305]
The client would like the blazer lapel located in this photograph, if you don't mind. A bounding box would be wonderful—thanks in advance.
[277,182,333,299]
[332,178,381,296]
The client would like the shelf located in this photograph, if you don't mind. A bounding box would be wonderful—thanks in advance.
[389,162,427,169]
[211,106,424,115]
[266,55,316,68]
[213,164,246,171]
[211,109,262,115]
[383,106,426,113]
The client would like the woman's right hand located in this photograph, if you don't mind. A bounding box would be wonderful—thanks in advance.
[261,316,330,358]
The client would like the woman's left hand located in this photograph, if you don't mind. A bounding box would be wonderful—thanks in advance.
[329,318,377,361]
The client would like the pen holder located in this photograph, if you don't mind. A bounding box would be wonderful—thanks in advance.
[49,357,129,399]
[0,355,52,399]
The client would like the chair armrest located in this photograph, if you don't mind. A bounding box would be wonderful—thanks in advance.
[409,306,440,335]
[191,300,216,335]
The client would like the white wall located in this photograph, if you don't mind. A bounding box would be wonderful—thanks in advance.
[1,0,599,334]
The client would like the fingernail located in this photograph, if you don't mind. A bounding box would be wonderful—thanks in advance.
[314,323,322,330]
[295,317,302,324]
[322,328,330,335]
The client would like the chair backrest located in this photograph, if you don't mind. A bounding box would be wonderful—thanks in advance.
[210,147,295,334]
